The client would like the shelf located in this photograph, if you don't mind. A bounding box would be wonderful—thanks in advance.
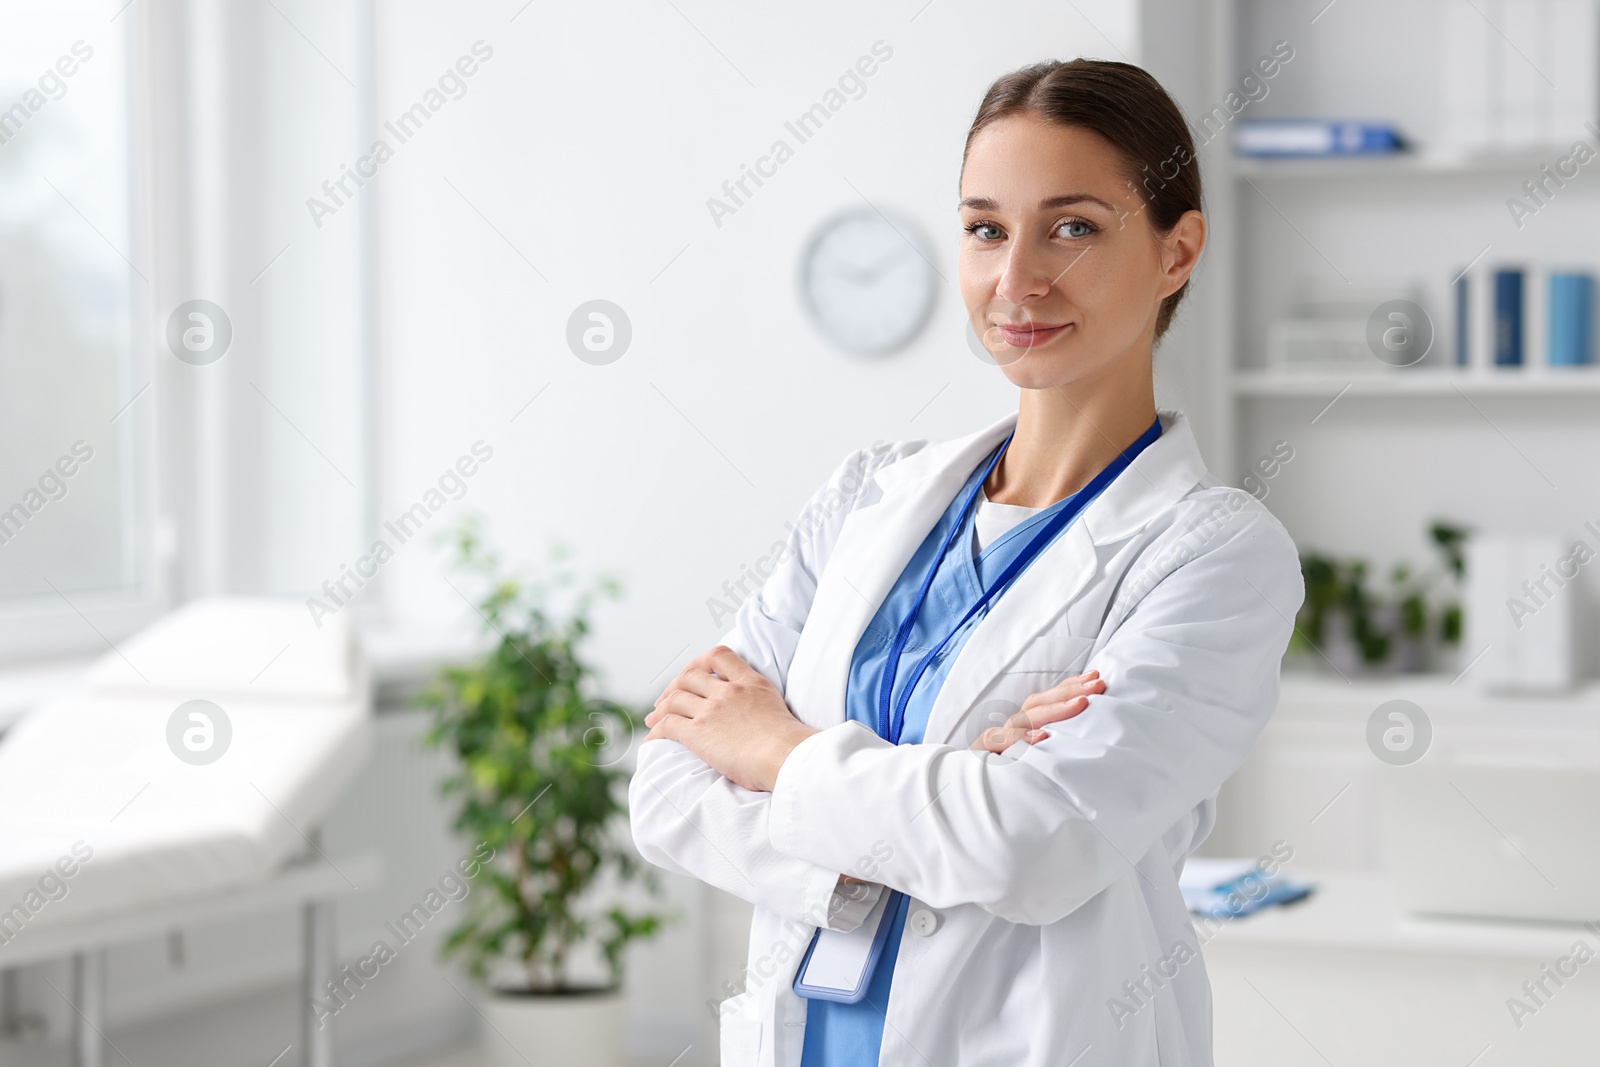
[1276,670,1600,718]
[1267,671,1600,765]
[1231,149,1567,181]
[1233,368,1600,397]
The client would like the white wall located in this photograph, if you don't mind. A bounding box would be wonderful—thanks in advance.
[371,0,1148,674]
[368,0,1145,1057]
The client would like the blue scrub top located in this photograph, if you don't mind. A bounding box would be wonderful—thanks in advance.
[799,423,1159,1066]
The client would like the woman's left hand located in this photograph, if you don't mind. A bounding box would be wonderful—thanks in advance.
[969,669,1105,753]
[643,645,818,793]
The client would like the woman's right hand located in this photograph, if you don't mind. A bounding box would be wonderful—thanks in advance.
[968,669,1105,754]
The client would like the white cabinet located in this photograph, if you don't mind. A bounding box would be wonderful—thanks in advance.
[1200,673,1600,1065]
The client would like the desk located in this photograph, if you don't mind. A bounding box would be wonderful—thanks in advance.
[1202,669,1600,1067]
[1203,870,1600,1066]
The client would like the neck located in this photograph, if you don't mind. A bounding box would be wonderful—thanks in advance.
[984,362,1157,510]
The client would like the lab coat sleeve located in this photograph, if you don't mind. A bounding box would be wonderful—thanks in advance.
[629,745,884,929]
[629,440,906,931]
[765,506,1305,927]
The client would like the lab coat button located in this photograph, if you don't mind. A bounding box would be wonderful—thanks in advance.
[908,908,940,936]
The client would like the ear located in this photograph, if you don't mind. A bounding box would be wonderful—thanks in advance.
[1156,209,1206,301]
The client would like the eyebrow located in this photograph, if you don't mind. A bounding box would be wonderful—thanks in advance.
[958,193,1119,213]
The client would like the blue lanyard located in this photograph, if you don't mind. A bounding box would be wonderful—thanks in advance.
[875,416,1162,745]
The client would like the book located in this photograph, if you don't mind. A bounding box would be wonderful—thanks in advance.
[1442,0,1496,149]
[1454,272,1470,366]
[1548,272,1593,365]
[1440,0,1598,152]
[1493,269,1525,366]
[1551,0,1600,136]
[1503,0,1547,148]
[1234,119,1405,157]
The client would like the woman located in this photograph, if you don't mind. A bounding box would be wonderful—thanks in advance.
[630,58,1303,1067]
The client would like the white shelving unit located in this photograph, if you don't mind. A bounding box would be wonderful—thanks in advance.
[1183,0,1600,578]
[1182,4,1600,1063]
[1232,149,1575,181]
[1213,145,1600,407]
[1234,366,1600,397]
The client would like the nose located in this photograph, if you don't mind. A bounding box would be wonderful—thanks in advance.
[993,236,1053,311]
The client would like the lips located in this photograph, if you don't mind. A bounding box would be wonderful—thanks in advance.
[995,322,1070,347]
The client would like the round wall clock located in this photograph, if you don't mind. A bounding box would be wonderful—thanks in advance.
[798,207,937,356]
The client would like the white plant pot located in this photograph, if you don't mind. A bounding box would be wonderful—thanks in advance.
[481,987,626,1067]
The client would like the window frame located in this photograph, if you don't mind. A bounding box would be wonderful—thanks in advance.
[0,2,170,664]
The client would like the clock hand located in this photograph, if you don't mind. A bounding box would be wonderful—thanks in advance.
[822,243,910,286]
[829,261,871,284]
[854,245,913,284]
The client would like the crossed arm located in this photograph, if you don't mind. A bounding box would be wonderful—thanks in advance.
[628,511,1302,928]
[625,443,1099,930]
[642,649,1102,791]
[631,646,1101,927]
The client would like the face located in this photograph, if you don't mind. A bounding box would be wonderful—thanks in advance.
[958,111,1204,390]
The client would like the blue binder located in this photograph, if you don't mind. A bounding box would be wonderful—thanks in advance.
[1493,269,1524,366]
[1548,272,1593,366]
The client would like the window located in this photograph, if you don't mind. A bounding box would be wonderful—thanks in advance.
[0,0,376,663]
[0,2,157,658]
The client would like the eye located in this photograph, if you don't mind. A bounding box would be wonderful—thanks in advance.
[1056,217,1097,239]
[964,220,1004,241]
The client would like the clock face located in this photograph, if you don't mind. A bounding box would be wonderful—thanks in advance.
[799,207,937,356]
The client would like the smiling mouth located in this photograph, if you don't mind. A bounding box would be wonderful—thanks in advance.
[994,322,1070,348]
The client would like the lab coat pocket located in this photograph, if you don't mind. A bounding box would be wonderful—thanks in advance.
[954,634,1097,749]
[1004,632,1097,681]
[720,1016,763,1065]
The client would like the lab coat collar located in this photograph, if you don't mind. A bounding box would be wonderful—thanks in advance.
[873,406,1207,546]
[784,406,1210,746]
[883,407,1209,746]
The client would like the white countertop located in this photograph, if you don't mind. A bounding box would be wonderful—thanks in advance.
[1202,868,1597,960]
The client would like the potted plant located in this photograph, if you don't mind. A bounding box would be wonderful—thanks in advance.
[421,517,671,1067]
[1290,521,1468,675]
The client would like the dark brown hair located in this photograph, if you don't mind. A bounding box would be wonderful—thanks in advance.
[963,59,1203,340]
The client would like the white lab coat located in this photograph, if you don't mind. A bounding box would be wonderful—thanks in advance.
[629,408,1304,1067]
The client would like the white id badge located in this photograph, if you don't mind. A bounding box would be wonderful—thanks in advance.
[792,887,901,1003]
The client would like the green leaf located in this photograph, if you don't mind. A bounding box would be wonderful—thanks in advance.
[420,516,673,993]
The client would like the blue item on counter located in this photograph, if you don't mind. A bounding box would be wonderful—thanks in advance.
[1180,858,1314,920]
